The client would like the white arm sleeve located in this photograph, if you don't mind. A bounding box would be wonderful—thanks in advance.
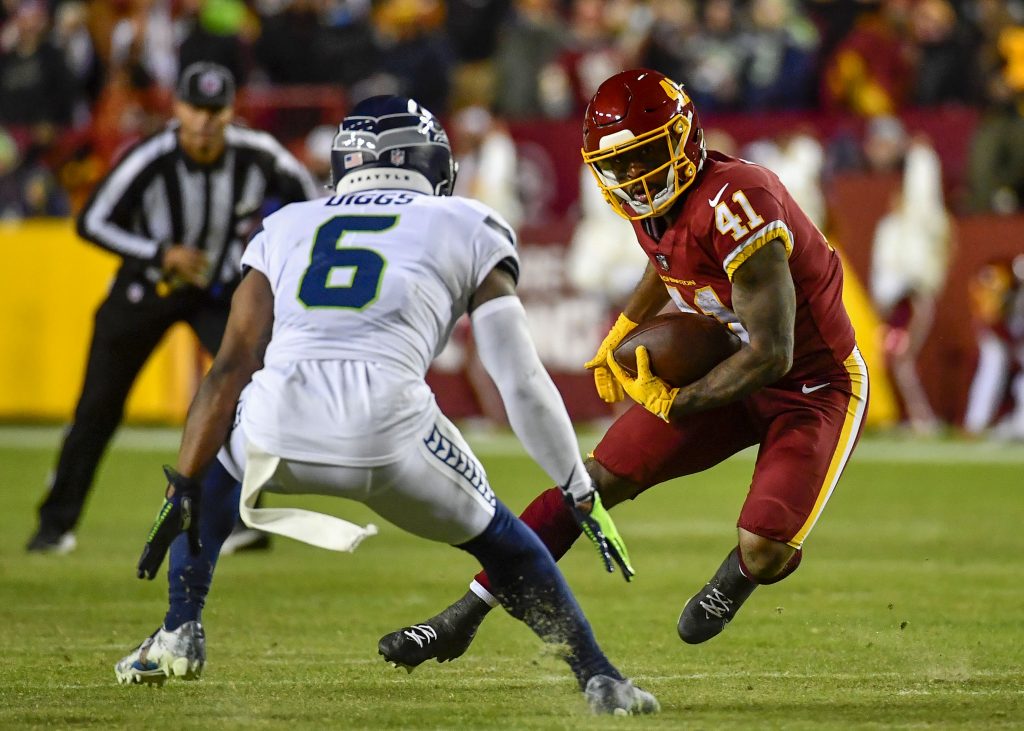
[471,296,592,503]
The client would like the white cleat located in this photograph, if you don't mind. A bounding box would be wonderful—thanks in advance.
[114,621,206,685]
[584,674,661,716]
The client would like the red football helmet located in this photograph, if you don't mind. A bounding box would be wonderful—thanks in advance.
[582,69,705,220]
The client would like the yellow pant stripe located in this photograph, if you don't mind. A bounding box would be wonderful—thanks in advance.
[788,347,869,548]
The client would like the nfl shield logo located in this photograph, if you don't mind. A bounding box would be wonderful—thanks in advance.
[198,71,223,96]
[343,152,363,169]
[656,253,670,270]
[390,149,406,166]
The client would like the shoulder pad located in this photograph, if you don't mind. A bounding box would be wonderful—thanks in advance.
[452,196,517,247]
[483,215,516,248]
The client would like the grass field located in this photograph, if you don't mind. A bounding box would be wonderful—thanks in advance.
[1,426,1022,729]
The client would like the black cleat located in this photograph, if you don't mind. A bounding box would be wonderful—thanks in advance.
[378,592,491,672]
[677,547,757,644]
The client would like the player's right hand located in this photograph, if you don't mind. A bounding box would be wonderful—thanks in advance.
[584,313,637,403]
[566,491,635,582]
[606,345,679,423]
[136,466,202,580]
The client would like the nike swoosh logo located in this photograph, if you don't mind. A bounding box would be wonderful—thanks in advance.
[560,465,575,493]
[708,184,729,207]
[801,382,830,394]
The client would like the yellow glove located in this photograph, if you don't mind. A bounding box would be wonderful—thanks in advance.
[606,345,679,422]
[584,313,638,403]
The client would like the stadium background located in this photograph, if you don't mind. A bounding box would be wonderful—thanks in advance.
[3,3,1024,725]
[1,0,1023,430]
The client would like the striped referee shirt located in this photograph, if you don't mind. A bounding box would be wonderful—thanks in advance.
[77,122,320,289]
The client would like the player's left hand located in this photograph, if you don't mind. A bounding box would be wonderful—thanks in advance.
[566,491,635,582]
[136,466,202,580]
[606,345,680,423]
[584,313,637,403]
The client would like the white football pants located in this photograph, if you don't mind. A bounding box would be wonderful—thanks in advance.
[219,411,497,547]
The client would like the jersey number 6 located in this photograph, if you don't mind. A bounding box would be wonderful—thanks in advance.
[298,215,394,309]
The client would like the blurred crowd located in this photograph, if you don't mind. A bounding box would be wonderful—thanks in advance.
[2,0,1024,218]
[2,0,1024,436]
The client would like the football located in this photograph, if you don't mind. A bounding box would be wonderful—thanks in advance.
[612,312,742,388]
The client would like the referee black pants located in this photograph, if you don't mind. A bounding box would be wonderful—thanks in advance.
[37,278,229,535]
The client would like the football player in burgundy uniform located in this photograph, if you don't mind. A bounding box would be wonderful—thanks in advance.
[379,69,869,667]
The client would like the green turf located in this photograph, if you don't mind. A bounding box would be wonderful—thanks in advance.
[1,427,1022,729]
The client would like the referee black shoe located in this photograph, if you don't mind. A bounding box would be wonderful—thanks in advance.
[378,592,490,672]
[26,527,77,555]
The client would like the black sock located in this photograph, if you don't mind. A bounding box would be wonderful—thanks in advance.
[164,461,240,630]
[460,502,622,688]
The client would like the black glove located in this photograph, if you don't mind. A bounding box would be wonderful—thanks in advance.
[136,466,202,580]
[565,490,635,582]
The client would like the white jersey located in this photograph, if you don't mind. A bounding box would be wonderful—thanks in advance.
[238,189,518,465]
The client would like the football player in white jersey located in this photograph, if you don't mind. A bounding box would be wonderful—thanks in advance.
[113,95,658,716]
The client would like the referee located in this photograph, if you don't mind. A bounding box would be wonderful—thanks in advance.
[27,62,319,553]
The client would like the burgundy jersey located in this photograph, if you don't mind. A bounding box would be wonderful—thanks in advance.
[631,151,856,386]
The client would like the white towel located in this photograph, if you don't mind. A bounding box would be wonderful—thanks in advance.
[239,442,378,552]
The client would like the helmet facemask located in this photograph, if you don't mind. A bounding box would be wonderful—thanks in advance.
[584,111,701,220]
